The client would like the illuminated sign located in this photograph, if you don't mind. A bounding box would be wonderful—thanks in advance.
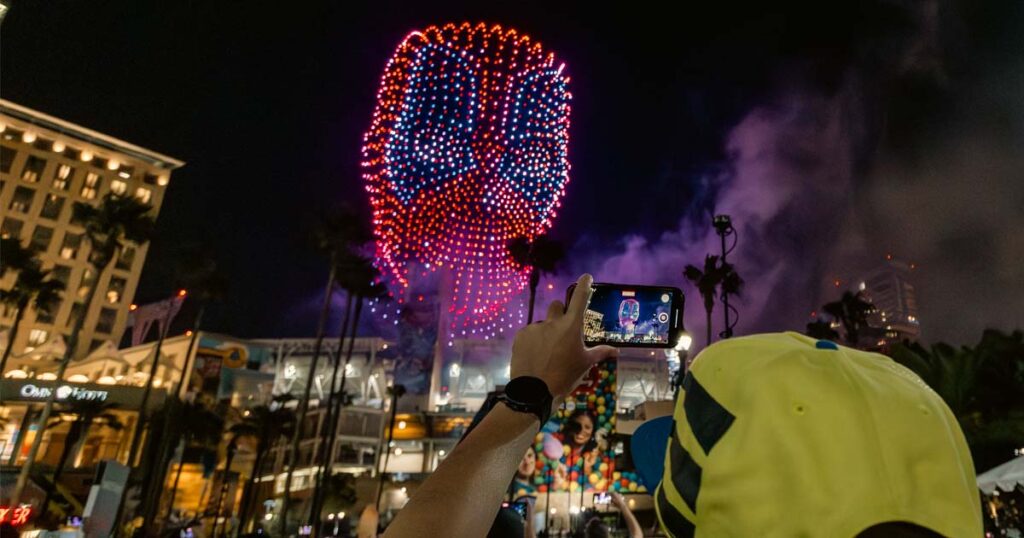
[18,383,108,402]
[0,506,33,526]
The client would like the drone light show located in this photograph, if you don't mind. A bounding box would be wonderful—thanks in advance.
[362,22,572,338]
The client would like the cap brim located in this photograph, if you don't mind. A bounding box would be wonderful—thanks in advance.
[630,415,673,490]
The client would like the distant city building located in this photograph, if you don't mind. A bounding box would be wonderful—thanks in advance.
[0,100,184,367]
[856,258,921,348]
[584,309,605,340]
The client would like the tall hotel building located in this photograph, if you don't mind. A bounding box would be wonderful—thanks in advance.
[0,100,184,372]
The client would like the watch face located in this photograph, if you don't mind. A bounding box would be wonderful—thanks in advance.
[507,376,548,403]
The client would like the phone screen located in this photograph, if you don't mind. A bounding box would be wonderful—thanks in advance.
[574,283,683,348]
[593,492,611,505]
[510,501,529,519]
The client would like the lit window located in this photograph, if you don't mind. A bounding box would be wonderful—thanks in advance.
[52,164,74,190]
[9,186,36,213]
[40,194,65,220]
[116,247,136,271]
[110,179,127,195]
[0,218,24,240]
[27,329,49,348]
[135,187,152,204]
[60,233,83,260]
[106,277,126,303]
[81,172,101,200]
[20,155,46,183]
[77,268,95,298]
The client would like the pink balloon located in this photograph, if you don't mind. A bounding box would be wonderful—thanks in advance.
[543,434,564,460]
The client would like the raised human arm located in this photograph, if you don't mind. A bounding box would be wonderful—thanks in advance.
[611,492,644,538]
[383,274,617,538]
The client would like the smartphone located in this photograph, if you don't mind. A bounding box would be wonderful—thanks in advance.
[593,492,612,505]
[567,283,685,348]
[507,500,530,519]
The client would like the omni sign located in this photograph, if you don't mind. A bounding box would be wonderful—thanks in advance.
[19,384,109,402]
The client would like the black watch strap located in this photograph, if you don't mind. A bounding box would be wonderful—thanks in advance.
[499,376,553,426]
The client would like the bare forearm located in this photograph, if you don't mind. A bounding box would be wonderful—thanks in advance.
[384,404,537,538]
[623,509,643,538]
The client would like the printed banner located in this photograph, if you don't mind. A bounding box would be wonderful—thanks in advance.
[511,359,646,498]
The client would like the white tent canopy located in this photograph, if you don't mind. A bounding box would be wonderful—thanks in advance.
[978,455,1024,494]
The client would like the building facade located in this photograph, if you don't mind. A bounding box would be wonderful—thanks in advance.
[0,99,184,368]
[857,258,921,347]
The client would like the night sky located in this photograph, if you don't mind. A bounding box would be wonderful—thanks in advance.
[4,1,1022,344]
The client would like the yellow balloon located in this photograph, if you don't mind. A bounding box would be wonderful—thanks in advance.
[597,406,606,416]
[597,397,606,406]
[589,473,600,484]
[613,472,621,480]
[628,482,638,492]
[599,462,609,472]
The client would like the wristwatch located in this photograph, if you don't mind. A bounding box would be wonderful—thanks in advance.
[499,376,553,426]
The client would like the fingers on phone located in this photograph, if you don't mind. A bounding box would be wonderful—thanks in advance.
[545,300,565,321]
[568,274,593,321]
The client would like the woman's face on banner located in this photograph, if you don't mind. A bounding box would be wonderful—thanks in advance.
[573,414,594,446]
[518,447,537,479]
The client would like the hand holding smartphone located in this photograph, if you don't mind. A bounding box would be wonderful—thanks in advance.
[566,282,685,348]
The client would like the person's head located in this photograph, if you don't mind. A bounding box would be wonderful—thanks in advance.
[516,446,537,480]
[633,333,983,537]
[583,516,609,538]
[566,409,596,448]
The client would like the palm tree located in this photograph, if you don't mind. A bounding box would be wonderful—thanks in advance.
[42,400,124,517]
[1,236,40,276]
[311,257,386,524]
[140,245,230,529]
[508,235,565,324]
[0,263,64,375]
[236,395,297,536]
[162,400,227,523]
[280,208,370,535]
[822,291,873,347]
[376,384,406,511]
[12,193,156,506]
[683,254,743,346]
[890,330,1024,472]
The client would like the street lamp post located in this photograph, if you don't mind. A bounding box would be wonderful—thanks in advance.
[712,215,737,339]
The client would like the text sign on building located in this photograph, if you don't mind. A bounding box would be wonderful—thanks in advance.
[0,506,33,526]
[18,383,108,402]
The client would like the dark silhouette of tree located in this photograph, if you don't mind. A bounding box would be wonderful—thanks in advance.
[822,291,873,347]
[508,235,565,324]
[806,318,840,342]
[0,261,63,375]
[13,193,155,506]
[890,329,1024,472]
[236,395,297,534]
[42,400,124,518]
[282,207,371,535]
[683,254,743,346]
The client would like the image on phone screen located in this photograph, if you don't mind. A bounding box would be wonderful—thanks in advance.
[593,492,611,505]
[582,285,681,346]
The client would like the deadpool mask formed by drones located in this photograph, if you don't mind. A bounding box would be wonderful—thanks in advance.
[362,22,572,335]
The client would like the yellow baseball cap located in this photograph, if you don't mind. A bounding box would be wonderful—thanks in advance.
[642,332,981,537]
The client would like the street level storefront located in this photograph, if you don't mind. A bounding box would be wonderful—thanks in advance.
[0,379,164,513]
